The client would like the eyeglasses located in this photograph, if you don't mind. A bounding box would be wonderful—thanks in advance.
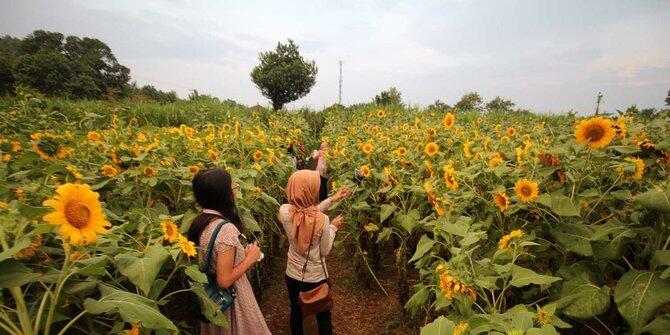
[232,182,240,191]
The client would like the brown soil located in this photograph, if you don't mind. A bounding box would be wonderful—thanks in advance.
[260,249,416,335]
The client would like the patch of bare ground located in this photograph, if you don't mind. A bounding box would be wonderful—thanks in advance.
[260,248,416,335]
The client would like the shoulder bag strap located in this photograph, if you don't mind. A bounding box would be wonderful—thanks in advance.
[300,215,318,283]
[202,219,225,273]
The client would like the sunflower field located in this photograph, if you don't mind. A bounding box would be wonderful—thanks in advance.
[1,87,670,335]
[320,105,670,335]
[0,89,313,334]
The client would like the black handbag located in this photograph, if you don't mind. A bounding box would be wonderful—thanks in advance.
[188,219,237,323]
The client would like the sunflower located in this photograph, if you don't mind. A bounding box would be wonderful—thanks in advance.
[359,165,371,178]
[11,141,22,152]
[42,183,111,245]
[143,167,157,177]
[488,155,504,169]
[101,164,118,177]
[252,150,264,161]
[362,142,374,155]
[537,152,561,166]
[617,157,644,180]
[395,146,407,155]
[87,131,101,141]
[443,165,458,190]
[425,142,439,157]
[506,127,516,137]
[376,109,385,118]
[188,165,200,174]
[498,229,524,251]
[454,323,469,335]
[208,149,219,161]
[161,219,179,243]
[443,113,455,130]
[514,179,539,203]
[463,141,473,158]
[125,324,140,335]
[136,133,147,142]
[493,192,510,212]
[178,234,197,257]
[536,308,549,324]
[574,117,615,149]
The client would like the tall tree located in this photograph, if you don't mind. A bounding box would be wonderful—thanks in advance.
[5,30,130,99]
[486,96,515,112]
[250,40,317,110]
[665,89,670,106]
[374,87,403,105]
[454,91,484,112]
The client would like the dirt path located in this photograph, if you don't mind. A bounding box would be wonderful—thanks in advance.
[260,249,415,335]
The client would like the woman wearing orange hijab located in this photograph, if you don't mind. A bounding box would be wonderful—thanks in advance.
[278,170,350,335]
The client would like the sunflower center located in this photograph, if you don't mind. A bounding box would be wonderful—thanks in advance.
[64,201,91,229]
[521,186,532,196]
[586,126,604,141]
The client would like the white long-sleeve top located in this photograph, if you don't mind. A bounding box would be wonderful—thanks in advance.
[279,198,337,282]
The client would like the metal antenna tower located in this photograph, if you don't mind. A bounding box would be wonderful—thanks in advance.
[338,60,343,105]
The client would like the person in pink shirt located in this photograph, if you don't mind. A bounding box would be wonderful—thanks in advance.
[310,141,329,201]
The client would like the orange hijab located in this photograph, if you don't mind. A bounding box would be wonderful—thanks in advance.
[286,170,326,255]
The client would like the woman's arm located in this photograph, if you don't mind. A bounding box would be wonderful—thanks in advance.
[319,215,343,256]
[215,243,261,289]
[317,188,351,212]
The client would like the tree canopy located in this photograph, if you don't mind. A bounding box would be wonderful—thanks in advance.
[454,91,484,112]
[374,87,403,106]
[0,30,130,99]
[250,40,317,110]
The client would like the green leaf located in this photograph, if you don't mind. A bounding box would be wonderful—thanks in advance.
[556,274,610,319]
[190,282,229,328]
[379,204,396,223]
[409,235,435,263]
[404,285,429,316]
[395,209,420,234]
[0,238,31,262]
[76,256,110,276]
[0,260,39,288]
[185,264,208,283]
[538,193,579,217]
[420,316,456,335]
[614,270,670,334]
[550,223,594,256]
[114,245,170,296]
[84,285,177,331]
[642,314,670,335]
[376,227,393,243]
[635,189,670,213]
[509,265,561,288]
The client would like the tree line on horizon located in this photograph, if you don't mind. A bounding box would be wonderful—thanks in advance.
[1,30,668,114]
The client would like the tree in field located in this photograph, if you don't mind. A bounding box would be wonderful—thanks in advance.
[2,30,130,99]
[665,89,669,106]
[250,40,317,110]
[486,96,515,112]
[374,87,402,106]
[454,91,484,112]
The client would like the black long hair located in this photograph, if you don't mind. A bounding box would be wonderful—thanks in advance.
[187,168,244,244]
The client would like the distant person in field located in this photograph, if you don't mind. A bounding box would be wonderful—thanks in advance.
[187,168,271,335]
[310,141,329,201]
[278,170,351,335]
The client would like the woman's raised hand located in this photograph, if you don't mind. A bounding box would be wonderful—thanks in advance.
[331,215,344,228]
[333,187,352,201]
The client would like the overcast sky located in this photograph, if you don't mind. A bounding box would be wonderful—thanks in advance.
[1,0,669,113]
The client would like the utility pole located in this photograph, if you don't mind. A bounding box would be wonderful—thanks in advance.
[338,60,343,105]
[595,92,603,115]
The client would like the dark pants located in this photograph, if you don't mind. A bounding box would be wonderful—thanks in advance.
[285,275,332,335]
[319,175,329,202]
